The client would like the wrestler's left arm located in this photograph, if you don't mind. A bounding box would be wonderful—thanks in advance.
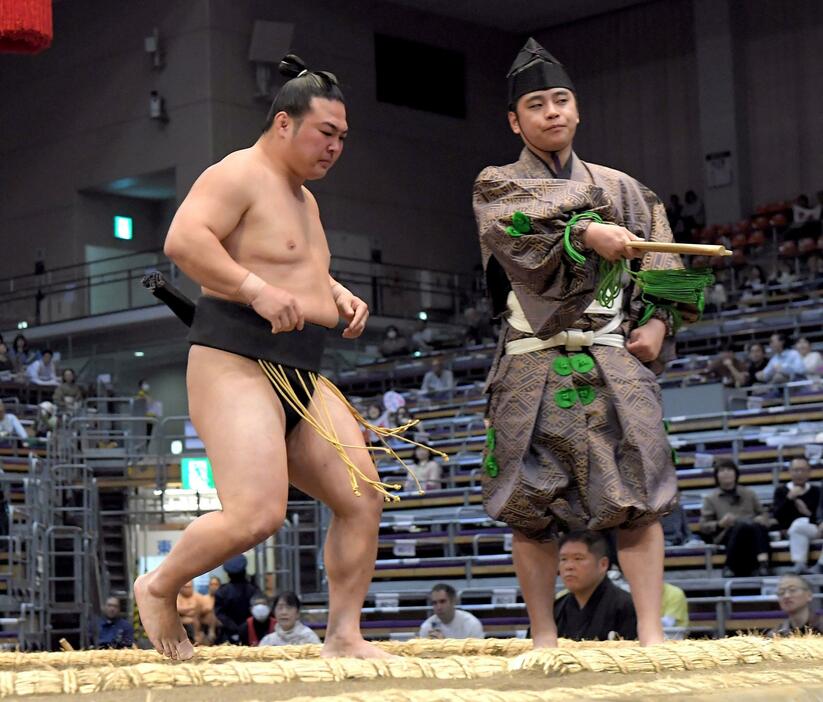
[329,275,369,339]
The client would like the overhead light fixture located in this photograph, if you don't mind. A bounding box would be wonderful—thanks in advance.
[134,351,145,357]
[170,440,183,455]
[418,311,428,321]
[17,321,28,329]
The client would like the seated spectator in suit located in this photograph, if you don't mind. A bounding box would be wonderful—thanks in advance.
[420,357,454,400]
[419,583,484,639]
[259,591,321,646]
[745,343,768,386]
[772,575,823,636]
[27,349,59,386]
[703,347,747,388]
[795,338,823,381]
[0,400,28,446]
[380,325,410,358]
[239,594,277,646]
[93,596,134,649]
[405,445,442,492]
[661,582,689,640]
[773,457,823,574]
[700,459,773,577]
[53,368,84,411]
[213,555,261,644]
[661,500,702,547]
[554,530,637,641]
[757,333,806,384]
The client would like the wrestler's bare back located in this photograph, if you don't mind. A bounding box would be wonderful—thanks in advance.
[166,145,339,328]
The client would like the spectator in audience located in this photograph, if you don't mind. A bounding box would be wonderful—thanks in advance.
[0,400,28,446]
[380,325,410,358]
[405,445,442,492]
[463,298,496,346]
[661,499,702,547]
[33,401,57,439]
[9,334,35,374]
[27,348,58,386]
[740,266,766,306]
[200,575,222,645]
[554,530,637,641]
[0,342,14,376]
[259,591,321,646]
[745,343,768,386]
[177,580,209,643]
[789,194,820,230]
[213,555,261,644]
[680,190,706,234]
[795,338,823,380]
[768,262,797,288]
[756,333,806,384]
[419,583,484,639]
[661,582,689,639]
[807,253,823,278]
[363,402,391,445]
[420,357,455,399]
[410,318,434,353]
[703,347,747,388]
[699,459,772,577]
[666,194,684,239]
[53,368,84,411]
[772,574,823,636]
[93,596,134,649]
[704,282,727,314]
[394,405,413,427]
[239,594,277,646]
[773,457,823,574]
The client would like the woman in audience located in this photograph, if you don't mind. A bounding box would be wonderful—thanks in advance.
[756,333,806,384]
[0,343,14,376]
[795,337,823,381]
[259,591,321,646]
[9,334,36,375]
[53,368,84,410]
[379,325,410,358]
[405,444,442,492]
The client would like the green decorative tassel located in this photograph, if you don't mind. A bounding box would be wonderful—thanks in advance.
[564,211,604,265]
[483,427,499,478]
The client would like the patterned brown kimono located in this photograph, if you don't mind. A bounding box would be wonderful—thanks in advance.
[474,147,687,541]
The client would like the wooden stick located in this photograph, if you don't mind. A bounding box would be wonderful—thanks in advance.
[626,241,732,257]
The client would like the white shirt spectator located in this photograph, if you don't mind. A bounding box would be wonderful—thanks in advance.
[419,609,484,639]
[27,358,59,385]
[421,368,454,396]
[258,621,320,646]
[761,349,806,382]
[0,412,28,441]
[405,459,442,492]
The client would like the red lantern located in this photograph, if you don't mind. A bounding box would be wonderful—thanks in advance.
[0,0,52,54]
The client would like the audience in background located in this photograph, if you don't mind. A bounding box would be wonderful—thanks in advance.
[240,594,277,646]
[699,459,772,577]
[666,194,684,240]
[771,575,823,636]
[9,334,36,374]
[420,357,455,399]
[740,266,767,306]
[213,555,261,644]
[53,368,84,411]
[419,583,484,639]
[554,530,637,641]
[27,349,59,386]
[756,333,806,384]
[680,190,706,234]
[789,194,820,231]
[380,325,410,358]
[773,457,823,575]
[405,445,442,492]
[0,400,28,445]
[769,262,797,288]
[410,319,434,353]
[795,338,823,380]
[704,281,727,313]
[0,343,14,376]
[33,401,57,439]
[463,298,496,346]
[92,596,134,649]
[661,500,702,547]
[177,580,210,643]
[703,347,747,387]
[259,591,321,646]
[745,343,768,386]
[661,582,689,639]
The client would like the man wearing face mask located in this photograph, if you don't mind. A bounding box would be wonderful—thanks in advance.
[474,38,689,648]
[240,594,277,646]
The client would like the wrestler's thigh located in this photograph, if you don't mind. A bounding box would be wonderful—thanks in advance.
[187,345,289,513]
[285,383,383,515]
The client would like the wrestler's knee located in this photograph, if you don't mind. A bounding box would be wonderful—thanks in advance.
[231,505,286,546]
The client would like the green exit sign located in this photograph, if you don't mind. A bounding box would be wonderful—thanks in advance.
[181,457,215,491]
[114,215,133,240]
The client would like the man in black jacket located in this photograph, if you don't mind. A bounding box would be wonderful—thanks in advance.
[773,457,823,574]
[213,555,261,644]
[554,531,637,641]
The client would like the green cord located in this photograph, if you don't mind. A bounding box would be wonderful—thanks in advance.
[563,211,604,265]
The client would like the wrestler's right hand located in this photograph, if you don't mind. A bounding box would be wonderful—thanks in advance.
[239,272,305,333]
[583,222,643,262]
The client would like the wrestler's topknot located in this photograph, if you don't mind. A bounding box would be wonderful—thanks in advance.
[262,53,345,132]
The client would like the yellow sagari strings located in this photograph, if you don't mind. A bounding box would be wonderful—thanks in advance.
[257,360,448,502]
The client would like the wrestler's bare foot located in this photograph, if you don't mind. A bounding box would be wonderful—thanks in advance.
[320,634,397,659]
[134,573,195,661]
